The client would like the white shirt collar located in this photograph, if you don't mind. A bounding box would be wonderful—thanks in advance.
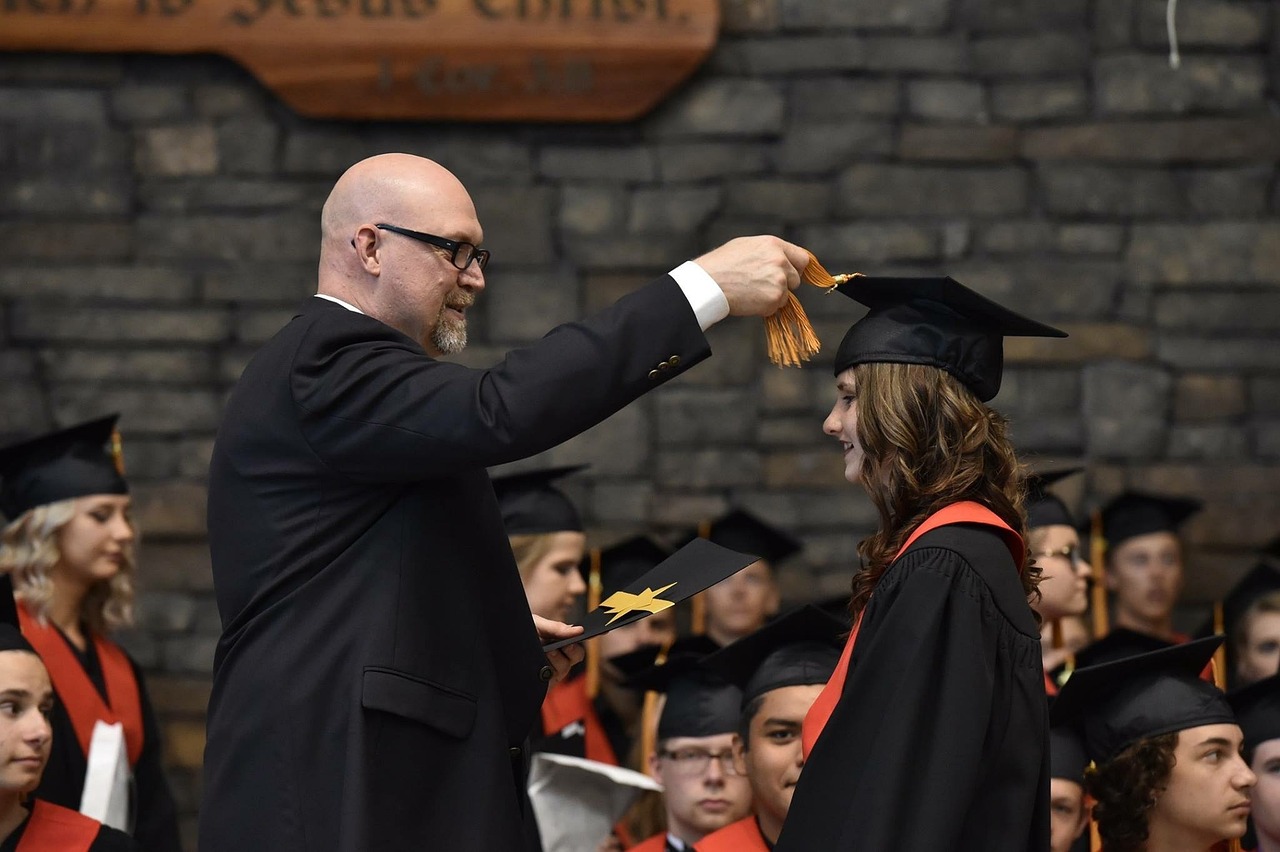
[314,293,364,314]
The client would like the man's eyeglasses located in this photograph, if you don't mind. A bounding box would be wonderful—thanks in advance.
[375,223,490,271]
[657,747,741,777]
[1034,544,1084,564]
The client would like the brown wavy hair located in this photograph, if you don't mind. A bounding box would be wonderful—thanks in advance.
[847,362,1037,618]
[1086,733,1178,852]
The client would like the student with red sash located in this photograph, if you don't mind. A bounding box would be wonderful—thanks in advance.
[0,417,180,852]
[0,575,136,851]
[774,277,1065,850]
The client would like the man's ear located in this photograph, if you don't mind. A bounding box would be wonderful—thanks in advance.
[353,225,382,275]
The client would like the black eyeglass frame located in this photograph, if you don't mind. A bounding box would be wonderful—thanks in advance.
[374,223,490,271]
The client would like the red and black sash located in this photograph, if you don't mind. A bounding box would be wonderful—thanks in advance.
[16,800,99,851]
[17,602,144,767]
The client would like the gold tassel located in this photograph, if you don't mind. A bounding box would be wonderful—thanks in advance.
[763,255,861,368]
[110,427,126,477]
[1090,816,1102,852]
[1051,618,1064,650]
[1212,600,1228,690]
[639,638,674,773]
[586,547,603,700]
[1090,510,1109,639]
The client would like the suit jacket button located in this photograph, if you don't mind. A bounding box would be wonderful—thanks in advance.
[648,369,660,380]
[510,746,522,758]
[658,362,670,372]
[539,665,554,682]
[668,355,680,367]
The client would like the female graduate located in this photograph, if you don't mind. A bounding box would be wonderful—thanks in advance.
[1026,468,1093,690]
[775,276,1065,850]
[0,576,136,851]
[0,417,180,852]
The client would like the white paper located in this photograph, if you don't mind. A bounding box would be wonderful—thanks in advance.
[79,720,130,831]
[528,752,663,852]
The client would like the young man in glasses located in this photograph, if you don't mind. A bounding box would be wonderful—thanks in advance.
[202,152,811,852]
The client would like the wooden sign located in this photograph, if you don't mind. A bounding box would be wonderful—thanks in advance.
[0,0,719,121]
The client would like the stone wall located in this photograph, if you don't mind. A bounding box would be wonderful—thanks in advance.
[1,0,1278,845]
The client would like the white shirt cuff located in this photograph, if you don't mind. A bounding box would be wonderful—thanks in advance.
[669,261,731,331]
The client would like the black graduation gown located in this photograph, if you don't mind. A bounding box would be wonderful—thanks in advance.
[201,280,709,852]
[32,632,181,852]
[0,801,139,852]
[775,524,1051,851]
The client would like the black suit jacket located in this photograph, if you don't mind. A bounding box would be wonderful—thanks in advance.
[199,278,710,852]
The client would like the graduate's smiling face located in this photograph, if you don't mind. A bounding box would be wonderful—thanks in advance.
[1249,738,1280,846]
[55,494,134,589]
[1048,778,1088,852]
[0,651,53,794]
[1149,724,1255,847]
[1106,531,1183,628]
[738,684,823,842]
[519,531,587,623]
[823,370,864,484]
[650,733,753,843]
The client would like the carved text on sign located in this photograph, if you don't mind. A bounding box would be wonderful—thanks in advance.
[0,0,719,121]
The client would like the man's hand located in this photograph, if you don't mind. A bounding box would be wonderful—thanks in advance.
[694,236,810,317]
[534,614,585,684]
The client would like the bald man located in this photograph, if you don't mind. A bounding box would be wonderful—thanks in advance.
[201,154,808,852]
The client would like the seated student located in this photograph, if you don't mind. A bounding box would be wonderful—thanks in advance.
[1098,491,1203,643]
[1048,722,1091,852]
[0,577,136,851]
[540,537,677,767]
[627,654,752,851]
[1228,673,1280,852]
[1204,550,1280,688]
[1026,468,1092,690]
[687,511,799,648]
[1053,636,1255,852]
[696,606,843,851]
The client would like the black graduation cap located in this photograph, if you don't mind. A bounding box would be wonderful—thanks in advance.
[0,415,128,521]
[491,464,587,536]
[627,652,741,740]
[608,635,722,683]
[1049,723,1089,786]
[704,604,844,705]
[1197,562,1280,645]
[544,539,761,652]
[0,575,35,655]
[1228,673,1280,755]
[1051,636,1233,764]
[831,276,1067,402]
[688,509,802,567]
[1050,628,1174,688]
[1026,467,1082,530]
[587,536,671,597]
[1098,491,1202,551]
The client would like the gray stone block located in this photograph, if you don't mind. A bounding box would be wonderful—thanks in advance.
[996,368,1082,413]
[0,174,132,216]
[656,387,758,444]
[1157,335,1280,370]
[0,381,46,436]
[0,266,196,301]
[628,187,723,233]
[780,0,950,29]
[1173,374,1248,421]
[1038,165,1180,216]
[990,81,1088,121]
[584,481,654,524]
[133,592,199,633]
[759,416,824,446]
[176,437,216,479]
[566,233,700,270]
[142,542,215,592]
[1168,425,1250,459]
[657,449,762,488]
[538,147,657,181]
[973,33,1090,76]
[1128,223,1280,286]
[724,36,867,75]
[38,349,215,383]
[137,213,316,262]
[136,125,219,177]
[0,89,107,123]
[1137,0,1270,47]
[1155,293,1280,331]
[958,0,1088,31]
[1022,118,1280,162]
[1083,361,1173,459]
[202,267,315,303]
[486,270,581,343]
[1252,379,1280,415]
[735,488,878,529]
[1007,414,1085,454]
[657,143,769,181]
[1093,0,1136,48]
[0,222,134,262]
[788,78,901,119]
[1257,423,1280,458]
[725,179,832,222]
[110,85,189,124]
[535,404,650,476]
[162,635,218,675]
[122,438,182,481]
[235,307,299,345]
[679,320,761,387]
[139,178,316,213]
[798,222,941,265]
[0,56,124,87]
[836,165,1028,215]
[559,185,627,236]
[5,123,130,172]
[1183,167,1272,216]
[722,0,779,33]
[776,122,894,174]
[860,37,971,73]
[11,305,230,344]
[49,387,223,433]
[113,630,160,669]
[907,79,987,121]
[898,126,1020,162]
[194,83,268,119]
[950,259,1120,320]
[1095,55,1267,114]
[217,118,280,175]
[650,80,786,138]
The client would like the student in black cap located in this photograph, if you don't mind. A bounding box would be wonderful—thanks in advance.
[1099,491,1203,643]
[1229,674,1280,852]
[688,510,799,647]
[776,276,1063,851]
[1053,636,1255,852]
[0,418,179,852]
[1026,467,1093,688]
[697,605,843,852]
[493,465,589,624]
[0,576,138,851]
[1211,552,1280,688]
[1047,722,1091,852]
[626,653,751,852]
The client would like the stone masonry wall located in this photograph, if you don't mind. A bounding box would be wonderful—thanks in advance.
[1,0,1278,845]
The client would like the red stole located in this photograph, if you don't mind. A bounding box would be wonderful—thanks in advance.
[802,502,1025,759]
[17,603,144,767]
[540,676,620,766]
[15,800,100,851]
[694,816,771,851]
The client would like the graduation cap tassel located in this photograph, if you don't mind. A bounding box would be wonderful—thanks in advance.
[1051,618,1064,650]
[1090,510,1109,638]
[638,639,673,774]
[1211,601,1228,690]
[586,547,603,700]
[763,255,861,368]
